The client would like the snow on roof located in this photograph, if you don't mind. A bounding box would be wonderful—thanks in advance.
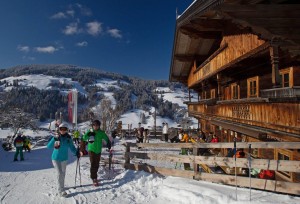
[177,0,197,19]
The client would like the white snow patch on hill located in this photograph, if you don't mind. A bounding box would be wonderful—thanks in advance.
[0,74,87,95]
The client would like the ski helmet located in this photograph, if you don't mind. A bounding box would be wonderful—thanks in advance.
[59,123,69,129]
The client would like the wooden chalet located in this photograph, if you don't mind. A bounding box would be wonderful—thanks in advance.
[169,0,300,182]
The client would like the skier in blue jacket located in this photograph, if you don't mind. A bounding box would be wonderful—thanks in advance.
[47,123,80,197]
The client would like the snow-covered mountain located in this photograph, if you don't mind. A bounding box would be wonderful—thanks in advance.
[0,65,198,129]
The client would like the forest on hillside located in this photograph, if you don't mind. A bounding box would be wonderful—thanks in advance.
[0,64,187,124]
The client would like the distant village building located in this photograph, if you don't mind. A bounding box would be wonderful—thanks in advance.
[169,0,300,182]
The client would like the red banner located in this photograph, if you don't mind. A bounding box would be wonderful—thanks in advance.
[68,91,73,123]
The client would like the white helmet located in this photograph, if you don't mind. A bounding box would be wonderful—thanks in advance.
[59,123,68,129]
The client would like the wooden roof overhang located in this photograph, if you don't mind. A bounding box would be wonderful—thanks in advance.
[169,0,300,86]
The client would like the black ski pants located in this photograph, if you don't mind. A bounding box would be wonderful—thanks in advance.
[89,151,101,180]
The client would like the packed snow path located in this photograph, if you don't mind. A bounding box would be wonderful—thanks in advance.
[1,138,300,204]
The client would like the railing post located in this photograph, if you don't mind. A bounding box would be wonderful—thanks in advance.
[125,143,131,168]
[193,147,199,176]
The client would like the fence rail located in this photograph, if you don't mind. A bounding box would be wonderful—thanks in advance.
[123,142,300,195]
[260,86,300,98]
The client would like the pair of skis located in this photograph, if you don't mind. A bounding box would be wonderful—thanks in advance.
[234,138,252,201]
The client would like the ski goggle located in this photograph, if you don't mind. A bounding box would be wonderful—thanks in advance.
[59,127,68,131]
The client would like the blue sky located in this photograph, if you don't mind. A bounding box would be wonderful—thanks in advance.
[0,0,193,80]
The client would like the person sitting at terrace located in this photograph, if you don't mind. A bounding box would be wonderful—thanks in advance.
[234,149,245,158]
[211,134,219,143]
[180,131,190,143]
[198,130,206,142]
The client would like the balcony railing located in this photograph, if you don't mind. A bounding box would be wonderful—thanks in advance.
[260,87,300,98]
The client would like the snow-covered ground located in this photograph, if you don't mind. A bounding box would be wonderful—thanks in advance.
[1,127,299,204]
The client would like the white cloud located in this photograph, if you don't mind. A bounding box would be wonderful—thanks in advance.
[76,3,92,16]
[86,21,102,36]
[17,45,30,52]
[35,46,58,54]
[50,12,67,19]
[22,56,35,61]
[107,28,122,39]
[66,10,75,17]
[62,22,80,35]
[76,41,88,47]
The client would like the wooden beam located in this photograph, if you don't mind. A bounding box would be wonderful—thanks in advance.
[219,4,300,15]
[194,173,300,195]
[174,54,207,62]
[126,152,300,173]
[123,163,300,195]
[189,18,227,30]
[193,43,228,74]
[125,142,300,149]
[179,27,222,39]
[124,163,194,179]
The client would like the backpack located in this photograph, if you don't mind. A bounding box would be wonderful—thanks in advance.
[259,170,275,180]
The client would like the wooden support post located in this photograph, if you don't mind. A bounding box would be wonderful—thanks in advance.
[270,44,280,88]
[217,73,222,100]
[193,147,199,175]
[201,82,206,99]
[125,143,131,167]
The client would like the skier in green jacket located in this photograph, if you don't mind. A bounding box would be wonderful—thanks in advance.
[80,119,111,186]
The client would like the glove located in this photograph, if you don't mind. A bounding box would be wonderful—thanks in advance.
[54,132,60,140]
[106,140,111,150]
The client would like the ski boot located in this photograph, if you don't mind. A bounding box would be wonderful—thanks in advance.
[92,179,99,187]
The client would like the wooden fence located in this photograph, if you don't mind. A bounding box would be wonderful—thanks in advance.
[123,142,300,195]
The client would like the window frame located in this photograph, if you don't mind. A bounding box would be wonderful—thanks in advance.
[247,76,259,98]
[279,67,293,88]
[210,89,216,99]
[230,83,240,99]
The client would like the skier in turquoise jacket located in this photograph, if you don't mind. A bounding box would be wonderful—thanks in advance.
[47,123,80,197]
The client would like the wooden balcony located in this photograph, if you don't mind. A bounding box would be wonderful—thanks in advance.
[187,99,300,136]
[187,34,267,87]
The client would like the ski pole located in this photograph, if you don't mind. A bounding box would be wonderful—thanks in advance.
[234,137,237,201]
[108,149,113,179]
[78,157,82,187]
[74,147,82,188]
[108,137,114,179]
[108,149,113,171]
[74,157,79,189]
[249,144,252,201]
